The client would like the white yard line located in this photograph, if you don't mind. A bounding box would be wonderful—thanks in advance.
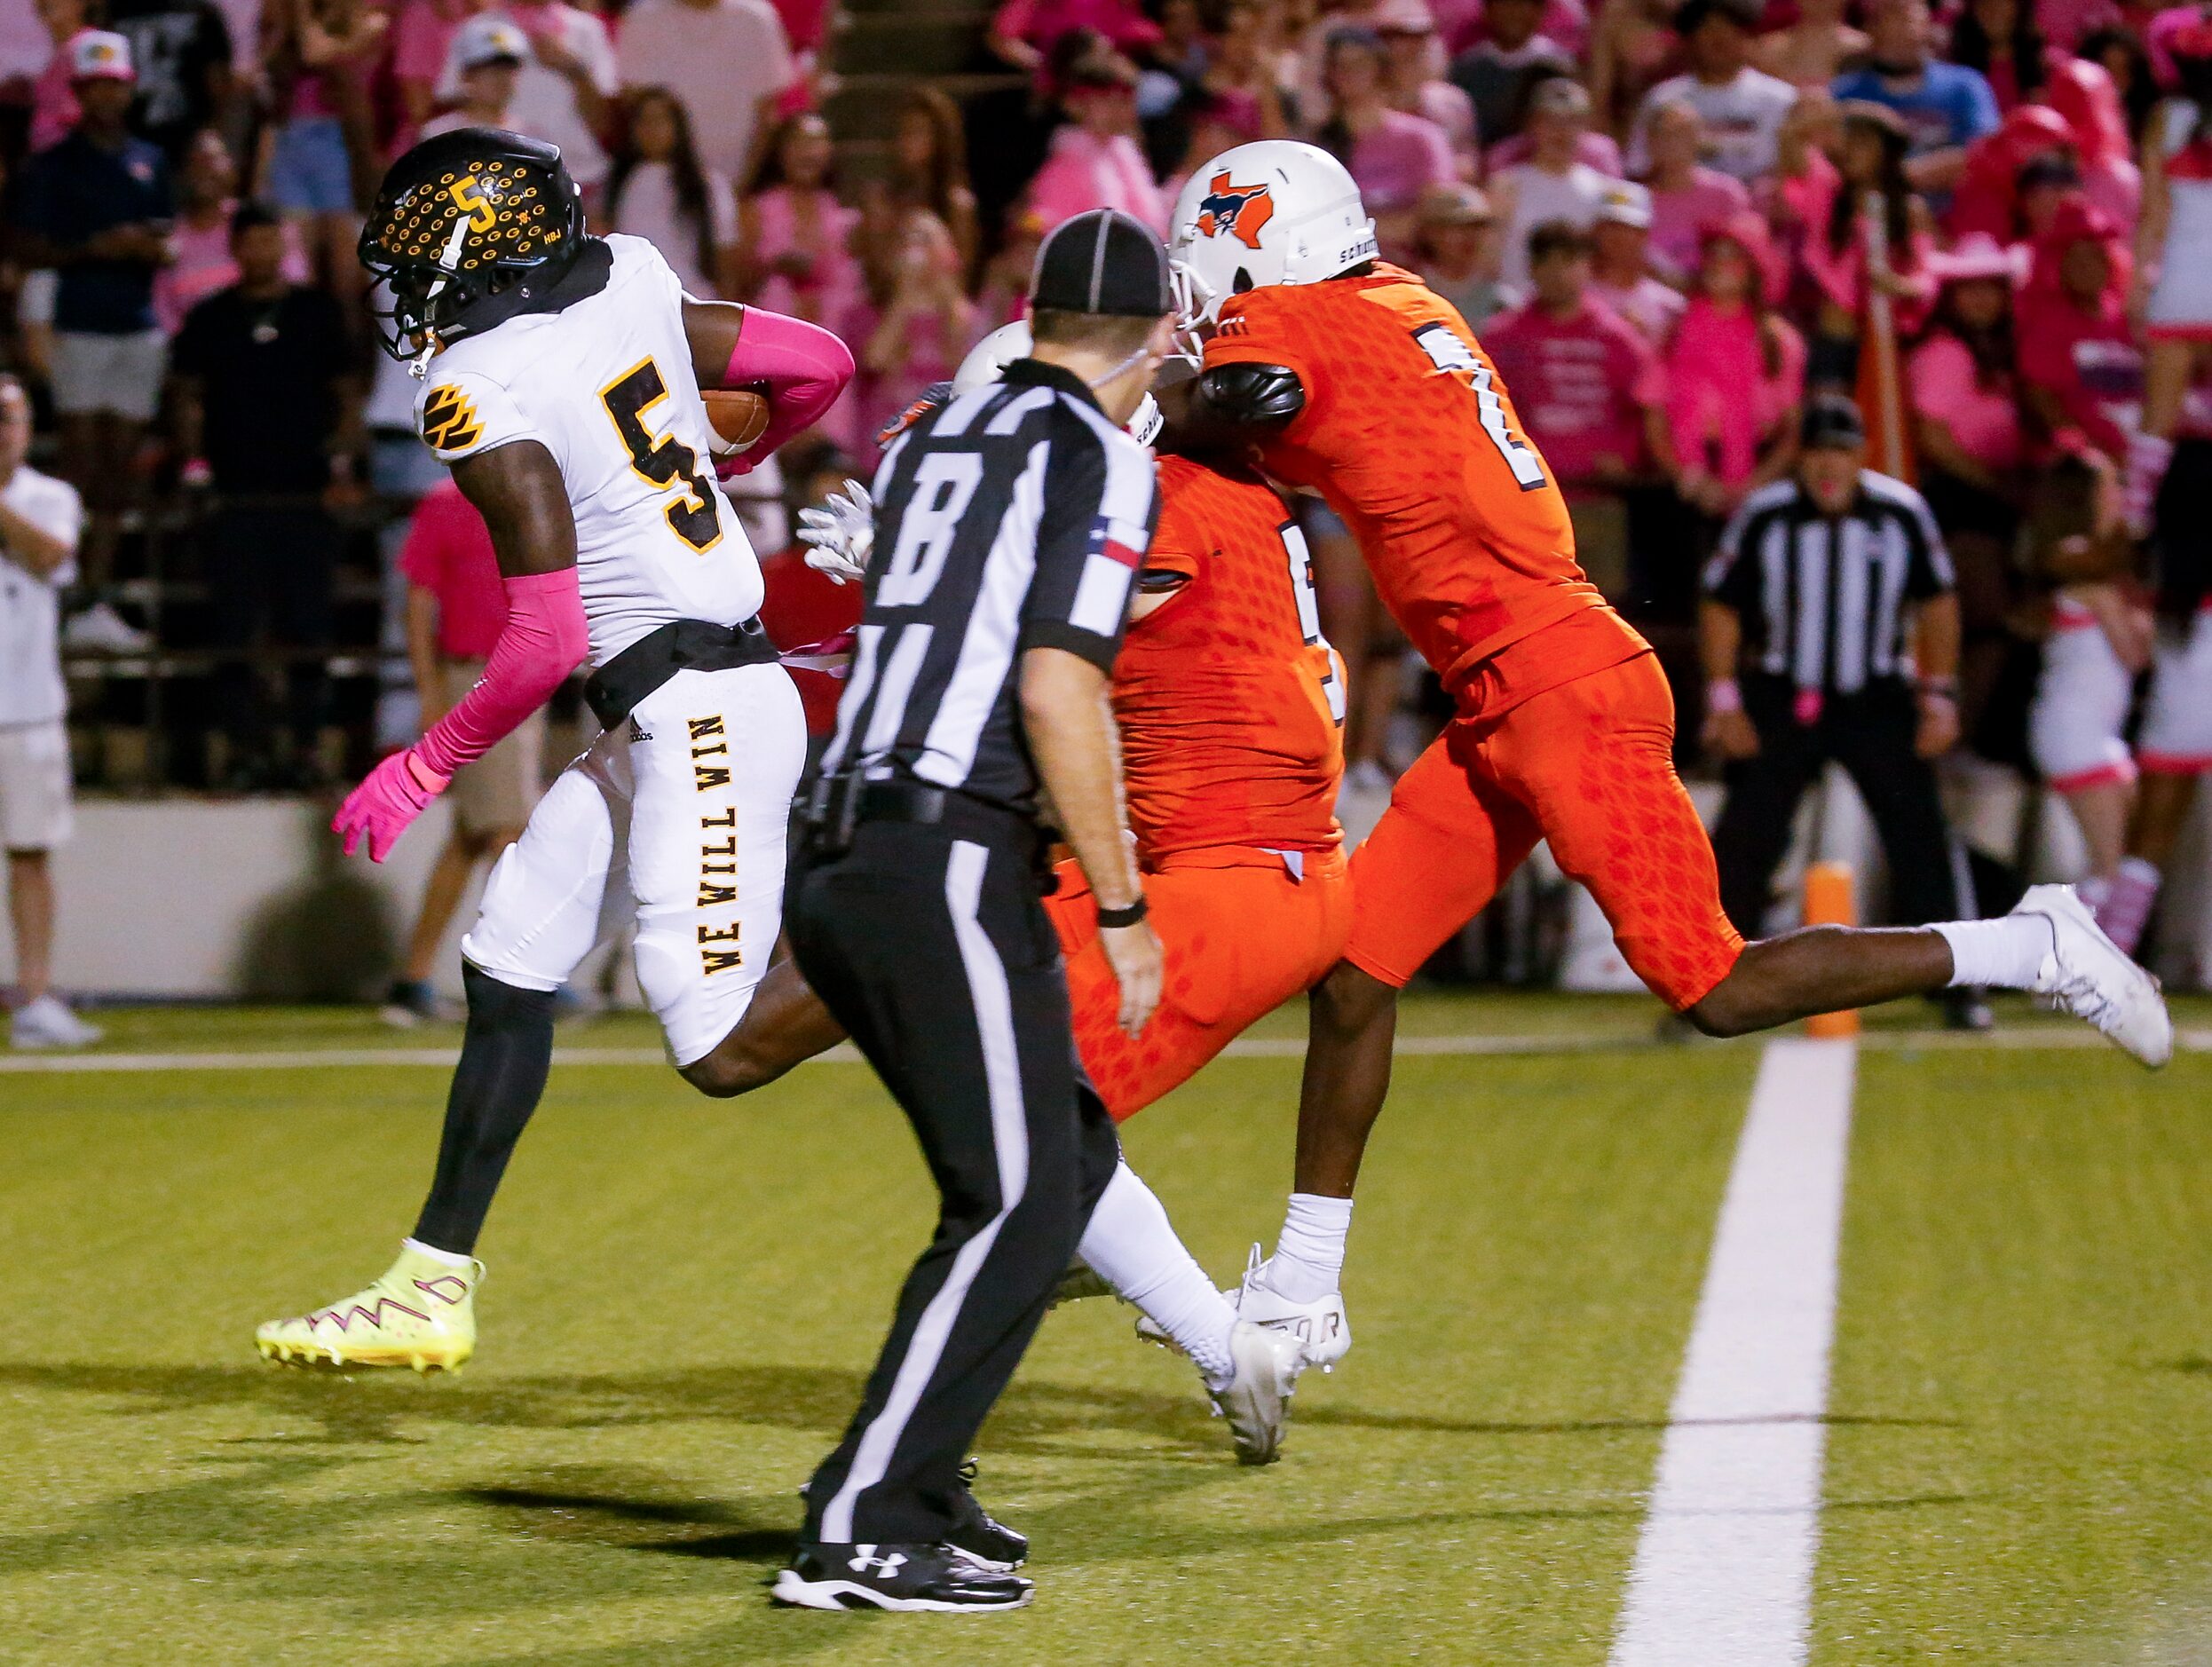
[0,1024,2201,1076]
[1608,1037,1859,1667]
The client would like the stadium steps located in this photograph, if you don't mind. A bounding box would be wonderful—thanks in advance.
[821,0,1013,181]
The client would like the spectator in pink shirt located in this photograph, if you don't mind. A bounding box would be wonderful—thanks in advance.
[1374,0,1480,170]
[850,210,973,465]
[1484,219,1665,490]
[1910,235,2027,731]
[1656,213,1805,517]
[1639,94,1750,281]
[1025,51,1168,235]
[28,0,93,153]
[876,85,983,275]
[154,127,311,335]
[383,477,544,1027]
[2016,194,2138,462]
[388,0,482,152]
[988,0,1161,80]
[1317,27,1457,261]
[1588,178,1687,339]
[1797,100,1936,375]
[738,111,862,327]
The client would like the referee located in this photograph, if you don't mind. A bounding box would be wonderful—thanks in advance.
[774,209,1173,1613]
[1700,395,1986,1024]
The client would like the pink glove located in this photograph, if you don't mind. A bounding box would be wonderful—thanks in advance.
[334,748,449,863]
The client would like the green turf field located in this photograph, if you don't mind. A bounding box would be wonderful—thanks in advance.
[0,994,2205,1664]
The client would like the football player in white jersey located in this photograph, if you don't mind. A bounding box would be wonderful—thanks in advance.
[257,128,855,1371]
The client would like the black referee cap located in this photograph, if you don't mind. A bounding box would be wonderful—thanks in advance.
[1800,394,1866,451]
[1029,209,1172,320]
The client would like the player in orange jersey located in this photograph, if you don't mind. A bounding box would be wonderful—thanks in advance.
[796,320,1355,1121]
[1161,140,2171,1359]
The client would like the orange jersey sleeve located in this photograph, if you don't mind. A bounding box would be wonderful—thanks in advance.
[1205,265,1606,689]
[1113,455,1345,859]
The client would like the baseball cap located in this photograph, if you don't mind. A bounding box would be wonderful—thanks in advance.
[1596,180,1653,229]
[1528,76,1592,119]
[70,30,135,83]
[1800,394,1866,451]
[454,14,530,70]
[1030,209,1172,319]
[1418,182,1494,226]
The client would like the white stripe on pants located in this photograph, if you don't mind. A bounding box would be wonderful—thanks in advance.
[819,839,1031,1543]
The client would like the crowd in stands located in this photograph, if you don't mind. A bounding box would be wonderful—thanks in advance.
[1,0,2209,978]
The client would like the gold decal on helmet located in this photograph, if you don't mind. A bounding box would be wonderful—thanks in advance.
[446,175,497,233]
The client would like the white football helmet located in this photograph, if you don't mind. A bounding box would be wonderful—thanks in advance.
[952,319,1170,446]
[1167,140,1378,330]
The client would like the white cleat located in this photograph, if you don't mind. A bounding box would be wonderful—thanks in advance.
[2013,883,2172,1068]
[1228,1244,1351,1371]
[1209,1320,1307,1466]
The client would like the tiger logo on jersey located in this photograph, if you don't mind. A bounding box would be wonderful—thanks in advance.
[420,385,483,453]
[1195,173,1275,251]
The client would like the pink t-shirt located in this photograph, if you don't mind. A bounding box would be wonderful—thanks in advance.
[1646,167,1752,283]
[992,0,1160,52]
[154,209,314,336]
[399,479,508,658]
[1661,299,1806,489]
[1483,129,1623,178]
[28,28,92,153]
[747,186,864,329]
[1590,272,1687,341]
[1908,330,2023,471]
[1348,108,1458,217]
[1027,126,1167,236]
[1483,297,1663,486]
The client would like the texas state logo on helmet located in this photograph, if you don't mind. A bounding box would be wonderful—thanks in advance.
[1167,140,1378,327]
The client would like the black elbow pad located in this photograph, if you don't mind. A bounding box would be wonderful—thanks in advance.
[1197,362,1307,429]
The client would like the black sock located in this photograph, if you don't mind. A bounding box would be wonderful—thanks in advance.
[411,964,557,1256]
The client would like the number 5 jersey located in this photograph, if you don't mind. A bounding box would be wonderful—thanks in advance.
[1203,261,1607,699]
[414,233,762,666]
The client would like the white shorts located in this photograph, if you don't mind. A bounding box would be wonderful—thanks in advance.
[2030,601,2137,791]
[0,722,74,851]
[461,661,807,1066]
[47,329,165,422]
[2137,604,2212,775]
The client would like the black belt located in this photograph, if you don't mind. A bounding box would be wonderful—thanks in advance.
[806,773,1045,867]
[584,617,778,729]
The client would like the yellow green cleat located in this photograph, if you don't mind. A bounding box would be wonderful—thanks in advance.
[256,1244,482,1373]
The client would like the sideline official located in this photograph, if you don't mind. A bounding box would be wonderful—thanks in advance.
[775,209,1173,1613]
[1701,394,1986,1027]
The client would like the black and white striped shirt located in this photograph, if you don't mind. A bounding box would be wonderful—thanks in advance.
[1703,471,1955,696]
[822,359,1160,817]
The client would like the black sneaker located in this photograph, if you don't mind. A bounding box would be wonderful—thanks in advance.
[948,1461,1028,1571]
[771,1541,1032,1611]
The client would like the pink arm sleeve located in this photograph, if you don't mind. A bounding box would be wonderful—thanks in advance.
[723,305,857,465]
[411,566,590,784]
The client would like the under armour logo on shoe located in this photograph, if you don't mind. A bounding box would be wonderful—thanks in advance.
[848,1546,907,1579]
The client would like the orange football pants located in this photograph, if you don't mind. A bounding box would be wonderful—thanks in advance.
[1348,648,1743,1011]
[1047,846,1354,1121]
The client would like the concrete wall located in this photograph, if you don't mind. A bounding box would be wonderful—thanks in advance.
[3,785,2206,1002]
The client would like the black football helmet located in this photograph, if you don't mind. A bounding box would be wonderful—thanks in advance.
[359,127,587,363]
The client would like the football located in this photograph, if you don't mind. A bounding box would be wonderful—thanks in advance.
[702,385,771,452]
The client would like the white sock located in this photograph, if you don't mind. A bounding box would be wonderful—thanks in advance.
[403,1236,476,1269]
[1077,1164,1237,1388]
[1933,917,2052,990]
[1263,1193,1353,1304]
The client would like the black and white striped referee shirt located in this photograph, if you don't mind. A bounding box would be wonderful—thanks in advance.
[822,358,1160,817]
[1703,471,1955,696]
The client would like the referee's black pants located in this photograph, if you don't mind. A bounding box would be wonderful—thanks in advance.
[787,816,1121,1546]
[1711,675,1966,939]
